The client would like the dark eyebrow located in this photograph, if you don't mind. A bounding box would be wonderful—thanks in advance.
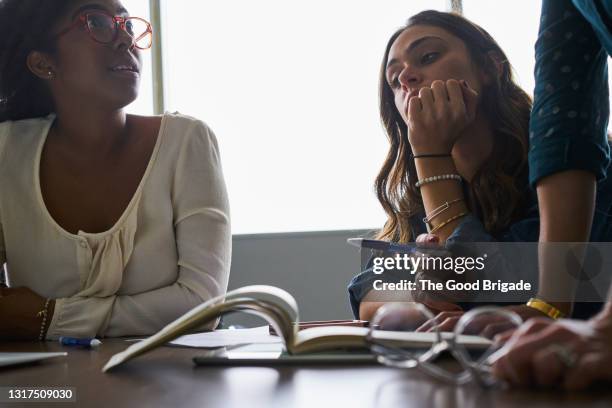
[386,36,444,71]
[71,3,129,20]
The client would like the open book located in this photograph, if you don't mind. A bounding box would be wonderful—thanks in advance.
[102,285,491,372]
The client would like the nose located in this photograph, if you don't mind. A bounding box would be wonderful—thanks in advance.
[114,21,136,51]
[398,65,421,92]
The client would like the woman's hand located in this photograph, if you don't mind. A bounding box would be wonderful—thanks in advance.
[412,234,551,337]
[406,79,479,155]
[485,304,552,340]
[491,306,612,389]
[0,287,53,340]
[411,232,479,310]
[412,233,464,314]
[415,304,551,337]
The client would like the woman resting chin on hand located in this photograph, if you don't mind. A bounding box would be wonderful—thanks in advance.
[349,11,612,333]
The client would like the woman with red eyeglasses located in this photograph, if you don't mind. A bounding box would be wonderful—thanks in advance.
[0,0,231,340]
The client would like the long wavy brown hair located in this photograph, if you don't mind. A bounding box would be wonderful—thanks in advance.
[376,10,533,243]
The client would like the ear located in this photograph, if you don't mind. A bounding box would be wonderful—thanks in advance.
[26,51,57,80]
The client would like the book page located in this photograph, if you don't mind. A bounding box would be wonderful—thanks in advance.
[292,326,491,354]
[168,326,282,348]
[102,285,299,372]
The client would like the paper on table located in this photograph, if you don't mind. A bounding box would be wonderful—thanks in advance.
[168,326,283,348]
[0,352,67,368]
[225,343,284,359]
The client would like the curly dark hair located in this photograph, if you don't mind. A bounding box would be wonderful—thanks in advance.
[0,0,77,122]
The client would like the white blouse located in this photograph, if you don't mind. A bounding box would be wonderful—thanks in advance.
[0,112,231,339]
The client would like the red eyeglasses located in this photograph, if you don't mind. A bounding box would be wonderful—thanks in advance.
[56,11,153,50]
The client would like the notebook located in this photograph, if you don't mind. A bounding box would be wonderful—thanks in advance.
[0,352,67,368]
[103,285,491,372]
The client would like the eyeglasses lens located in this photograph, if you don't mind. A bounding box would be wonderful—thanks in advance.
[367,303,523,386]
[126,18,152,49]
[368,303,441,368]
[86,13,152,49]
[86,13,115,43]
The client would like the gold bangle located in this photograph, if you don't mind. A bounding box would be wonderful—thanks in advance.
[429,211,469,234]
[37,299,50,341]
[526,298,565,319]
[423,198,463,230]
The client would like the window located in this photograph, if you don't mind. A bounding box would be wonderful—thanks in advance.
[149,1,608,233]
[160,0,446,234]
[462,1,542,97]
[463,0,611,132]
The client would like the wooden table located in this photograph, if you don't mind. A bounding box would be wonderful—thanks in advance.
[0,340,611,408]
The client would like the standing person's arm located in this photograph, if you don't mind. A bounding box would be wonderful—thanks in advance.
[536,171,595,316]
[529,0,610,317]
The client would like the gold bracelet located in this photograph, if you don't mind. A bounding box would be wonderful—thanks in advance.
[526,298,565,319]
[37,299,50,341]
[429,211,469,234]
[423,198,463,230]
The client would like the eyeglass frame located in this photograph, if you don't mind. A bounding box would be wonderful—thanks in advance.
[55,11,153,50]
[365,304,524,388]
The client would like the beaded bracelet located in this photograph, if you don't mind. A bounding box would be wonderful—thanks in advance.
[415,174,462,188]
[429,211,469,234]
[37,299,50,341]
[423,198,463,230]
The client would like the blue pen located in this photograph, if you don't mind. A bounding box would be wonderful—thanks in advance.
[59,336,102,347]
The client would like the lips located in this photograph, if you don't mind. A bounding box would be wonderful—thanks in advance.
[109,61,140,75]
[111,65,138,72]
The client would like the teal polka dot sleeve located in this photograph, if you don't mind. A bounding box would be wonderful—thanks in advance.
[528,0,610,186]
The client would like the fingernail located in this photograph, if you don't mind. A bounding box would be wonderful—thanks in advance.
[427,235,438,243]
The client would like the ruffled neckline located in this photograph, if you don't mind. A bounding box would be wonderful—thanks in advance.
[33,113,167,241]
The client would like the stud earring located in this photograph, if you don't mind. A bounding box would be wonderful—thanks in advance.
[47,70,55,79]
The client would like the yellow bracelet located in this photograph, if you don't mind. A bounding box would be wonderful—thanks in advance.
[37,299,51,341]
[526,298,565,319]
[429,211,469,234]
[423,198,464,230]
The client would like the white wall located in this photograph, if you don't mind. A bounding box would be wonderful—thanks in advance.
[222,229,372,327]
